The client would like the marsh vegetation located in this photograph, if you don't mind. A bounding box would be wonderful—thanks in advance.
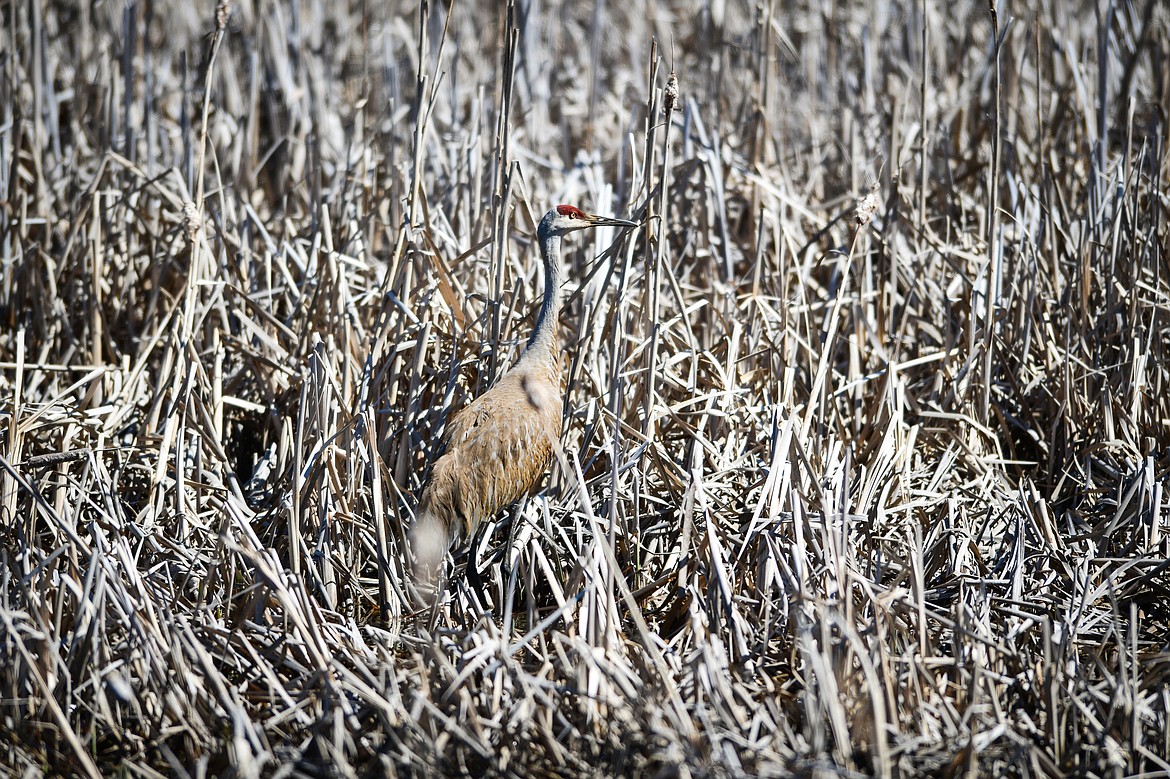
[1,0,1168,775]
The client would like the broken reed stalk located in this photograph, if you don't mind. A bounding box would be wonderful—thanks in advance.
[488,1,520,383]
[980,0,1002,428]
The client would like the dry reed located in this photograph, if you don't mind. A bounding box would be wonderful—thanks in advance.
[1,0,1168,776]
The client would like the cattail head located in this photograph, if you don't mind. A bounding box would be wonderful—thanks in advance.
[855,182,881,227]
[664,71,679,115]
[182,202,201,244]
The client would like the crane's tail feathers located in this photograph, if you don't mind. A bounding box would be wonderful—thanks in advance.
[409,511,449,589]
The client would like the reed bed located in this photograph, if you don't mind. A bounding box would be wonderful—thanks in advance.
[1,0,1168,776]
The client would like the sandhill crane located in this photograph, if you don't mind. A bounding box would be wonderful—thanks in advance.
[411,204,637,582]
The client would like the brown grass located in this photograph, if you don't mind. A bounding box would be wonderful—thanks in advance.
[1,0,1168,776]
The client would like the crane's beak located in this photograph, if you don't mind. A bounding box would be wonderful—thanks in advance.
[585,213,638,229]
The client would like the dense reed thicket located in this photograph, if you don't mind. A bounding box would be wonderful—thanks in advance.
[1,0,1168,776]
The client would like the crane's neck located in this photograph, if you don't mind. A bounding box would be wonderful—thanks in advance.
[522,229,563,362]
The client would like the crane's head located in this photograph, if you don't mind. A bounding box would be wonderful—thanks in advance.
[539,204,638,239]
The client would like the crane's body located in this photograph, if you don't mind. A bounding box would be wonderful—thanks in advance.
[411,205,635,579]
[418,352,562,545]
